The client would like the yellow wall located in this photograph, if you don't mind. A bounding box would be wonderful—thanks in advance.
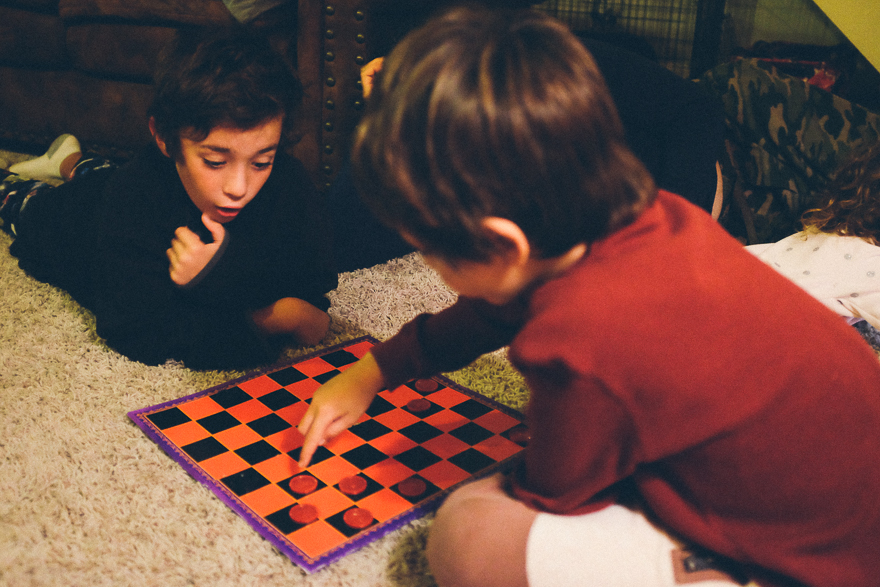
[811,0,880,69]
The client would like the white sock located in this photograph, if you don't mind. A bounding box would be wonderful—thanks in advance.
[9,134,82,181]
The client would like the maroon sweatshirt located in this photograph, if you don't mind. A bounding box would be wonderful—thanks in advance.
[373,191,880,587]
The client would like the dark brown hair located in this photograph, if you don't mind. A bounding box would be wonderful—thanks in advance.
[352,7,655,261]
[801,140,880,245]
[148,27,302,159]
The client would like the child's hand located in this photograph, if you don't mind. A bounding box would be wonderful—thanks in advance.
[250,297,330,345]
[297,353,385,468]
[166,213,225,286]
[360,57,383,99]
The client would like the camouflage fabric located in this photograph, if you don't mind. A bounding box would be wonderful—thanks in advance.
[697,58,880,244]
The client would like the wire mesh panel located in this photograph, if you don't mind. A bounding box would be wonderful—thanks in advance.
[535,0,700,77]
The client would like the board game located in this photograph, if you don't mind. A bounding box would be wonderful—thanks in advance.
[129,336,528,573]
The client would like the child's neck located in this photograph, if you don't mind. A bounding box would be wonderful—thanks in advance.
[520,242,588,295]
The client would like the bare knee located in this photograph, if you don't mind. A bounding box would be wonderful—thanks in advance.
[427,474,535,587]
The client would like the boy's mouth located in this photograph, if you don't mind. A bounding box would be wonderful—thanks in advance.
[216,206,241,219]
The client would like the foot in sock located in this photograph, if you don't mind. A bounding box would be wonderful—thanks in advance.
[9,134,82,182]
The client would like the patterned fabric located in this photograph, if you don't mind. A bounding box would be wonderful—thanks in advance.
[0,154,114,235]
[0,176,50,236]
[697,58,880,244]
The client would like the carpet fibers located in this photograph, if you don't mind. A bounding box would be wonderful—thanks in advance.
[0,151,528,587]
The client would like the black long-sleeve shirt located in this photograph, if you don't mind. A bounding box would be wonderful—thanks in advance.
[11,146,337,370]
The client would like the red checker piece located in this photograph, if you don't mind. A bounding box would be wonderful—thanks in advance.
[397,476,427,498]
[414,378,440,392]
[338,475,368,496]
[289,503,319,525]
[343,507,374,529]
[406,398,432,413]
[289,474,319,495]
[508,425,531,445]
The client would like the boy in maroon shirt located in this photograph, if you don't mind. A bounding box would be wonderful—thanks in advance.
[297,7,880,586]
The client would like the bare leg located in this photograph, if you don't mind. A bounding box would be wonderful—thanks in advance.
[427,473,537,587]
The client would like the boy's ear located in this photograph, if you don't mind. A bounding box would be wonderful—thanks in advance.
[481,217,531,266]
[148,117,170,158]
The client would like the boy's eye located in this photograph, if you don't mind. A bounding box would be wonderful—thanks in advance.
[253,160,274,170]
[203,159,225,168]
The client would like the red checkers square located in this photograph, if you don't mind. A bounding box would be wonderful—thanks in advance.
[129,336,525,573]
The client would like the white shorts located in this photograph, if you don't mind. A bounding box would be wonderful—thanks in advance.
[525,505,745,587]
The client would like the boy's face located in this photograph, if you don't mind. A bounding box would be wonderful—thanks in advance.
[161,116,283,224]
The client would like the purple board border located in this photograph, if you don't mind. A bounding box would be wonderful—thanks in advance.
[128,335,524,574]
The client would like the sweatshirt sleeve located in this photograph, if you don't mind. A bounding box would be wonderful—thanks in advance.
[371,295,526,389]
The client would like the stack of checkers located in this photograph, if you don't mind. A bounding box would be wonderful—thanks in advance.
[129,336,529,572]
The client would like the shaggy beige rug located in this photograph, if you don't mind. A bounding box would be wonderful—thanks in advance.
[0,148,528,587]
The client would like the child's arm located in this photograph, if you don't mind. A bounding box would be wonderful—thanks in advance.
[297,352,385,468]
[250,297,330,345]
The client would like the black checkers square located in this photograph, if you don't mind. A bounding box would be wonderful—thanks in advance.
[394,446,442,471]
[258,388,299,411]
[350,419,392,441]
[181,437,228,462]
[197,411,240,434]
[320,349,359,368]
[267,366,308,387]
[365,395,395,418]
[399,421,443,444]
[287,445,333,466]
[449,448,496,474]
[221,468,270,496]
[147,407,190,430]
[313,370,340,384]
[451,399,492,420]
[211,386,252,409]
[340,444,389,469]
[246,413,292,436]
[235,440,280,465]
[449,422,494,445]
[266,506,301,534]
[325,507,375,538]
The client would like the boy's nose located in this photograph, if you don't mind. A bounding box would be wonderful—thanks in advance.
[223,168,249,199]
